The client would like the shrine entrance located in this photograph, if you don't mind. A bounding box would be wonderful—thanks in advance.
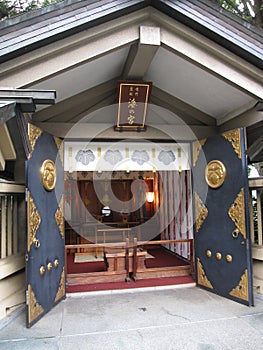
[63,140,195,291]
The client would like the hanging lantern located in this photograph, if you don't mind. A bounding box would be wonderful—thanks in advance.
[146,192,154,203]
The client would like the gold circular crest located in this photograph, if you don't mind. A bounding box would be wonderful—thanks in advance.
[205,160,226,189]
[40,159,56,191]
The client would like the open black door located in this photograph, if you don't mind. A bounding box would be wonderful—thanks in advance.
[193,128,253,306]
[25,123,65,327]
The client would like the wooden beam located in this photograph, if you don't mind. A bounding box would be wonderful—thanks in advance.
[0,102,16,124]
[0,183,25,193]
[122,26,160,79]
[35,122,216,140]
[249,178,263,190]
[219,109,263,132]
[33,79,117,122]
[0,89,56,105]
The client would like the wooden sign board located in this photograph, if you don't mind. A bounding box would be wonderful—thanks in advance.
[115,82,152,131]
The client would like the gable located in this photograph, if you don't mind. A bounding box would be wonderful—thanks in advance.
[0,0,262,161]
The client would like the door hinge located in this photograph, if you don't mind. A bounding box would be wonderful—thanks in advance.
[25,188,28,202]
[26,290,29,305]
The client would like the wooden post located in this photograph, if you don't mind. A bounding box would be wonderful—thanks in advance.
[133,237,138,281]
[65,246,68,287]
[190,239,194,275]
[125,238,130,282]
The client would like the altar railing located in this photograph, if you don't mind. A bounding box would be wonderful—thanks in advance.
[65,238,194,281]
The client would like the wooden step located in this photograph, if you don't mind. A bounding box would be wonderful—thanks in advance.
[135,265,192,279]
[66,265,192,285]
[66,270,128,285]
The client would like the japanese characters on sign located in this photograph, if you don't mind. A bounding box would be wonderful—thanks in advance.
[115,82,152,131]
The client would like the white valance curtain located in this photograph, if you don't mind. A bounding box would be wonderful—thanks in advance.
[64,141,191,172]
[159,171,193,259]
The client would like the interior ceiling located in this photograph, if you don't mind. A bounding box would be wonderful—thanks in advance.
[31,43,257,129]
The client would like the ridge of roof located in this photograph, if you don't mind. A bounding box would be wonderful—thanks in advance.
[0,0,262,68]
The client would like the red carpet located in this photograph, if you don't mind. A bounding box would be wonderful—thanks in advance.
[66,253,105,273]
[146,248,189,268]
[66,246,194,293]
[66,275,195,293]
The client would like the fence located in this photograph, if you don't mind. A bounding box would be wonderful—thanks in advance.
[0,183,25,280]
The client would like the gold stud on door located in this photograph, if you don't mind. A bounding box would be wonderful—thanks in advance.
[216,252,222,260]
[226,254,233,263]
[206,250,212,258]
